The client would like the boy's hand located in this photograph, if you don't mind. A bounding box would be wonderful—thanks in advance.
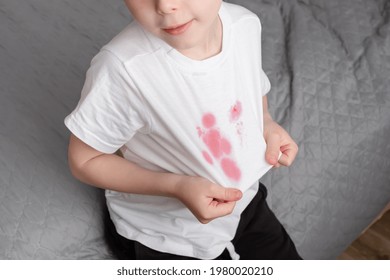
[173,176,242,224]
[263,115,298,168]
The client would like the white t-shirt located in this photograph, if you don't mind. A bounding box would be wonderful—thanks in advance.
[65,2,271,259]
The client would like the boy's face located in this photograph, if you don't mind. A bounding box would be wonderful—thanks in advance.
[124,0,223,58]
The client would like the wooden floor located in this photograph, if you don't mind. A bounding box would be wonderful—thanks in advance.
[338,210,390,260]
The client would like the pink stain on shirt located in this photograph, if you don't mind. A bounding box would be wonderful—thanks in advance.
[202,151,213,164]
[197,112,242,182]
[200,121,232,159]
[202,113,216,128]
[221,138,231,154]
[221,158,241,182]
[230,101,242,122]
[202,129,223,158]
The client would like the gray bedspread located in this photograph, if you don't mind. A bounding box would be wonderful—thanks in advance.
[1,0,389,259]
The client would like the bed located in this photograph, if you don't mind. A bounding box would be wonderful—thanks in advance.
[1,0,389,259]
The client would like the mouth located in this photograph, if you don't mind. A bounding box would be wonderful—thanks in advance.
[162,20,193,35]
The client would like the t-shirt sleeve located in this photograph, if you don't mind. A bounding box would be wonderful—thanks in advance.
[256,17,271,96]
[260,68,271,95]
[64,50,148,154]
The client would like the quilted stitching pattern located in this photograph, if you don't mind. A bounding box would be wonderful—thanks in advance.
[236,0,390,259]
[0,0,130,259]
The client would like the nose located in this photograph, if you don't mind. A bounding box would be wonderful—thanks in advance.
[157,0,179,15]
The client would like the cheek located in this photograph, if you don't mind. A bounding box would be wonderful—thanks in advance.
[195,0,222,25]
[133,15,162,38]
[201,0,222,15]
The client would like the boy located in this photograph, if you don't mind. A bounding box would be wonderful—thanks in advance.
[65,0,300,260]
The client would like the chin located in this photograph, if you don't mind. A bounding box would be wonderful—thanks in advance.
[168,37,199,52]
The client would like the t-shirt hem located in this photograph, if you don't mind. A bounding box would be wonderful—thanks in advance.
[64,115,120,154]
[115,226,228,260]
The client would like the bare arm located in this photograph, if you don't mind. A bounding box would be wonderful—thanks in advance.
[68,133,180,196]
[67,134,242,223]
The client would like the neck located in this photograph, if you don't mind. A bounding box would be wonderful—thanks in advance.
[180,16,222,61]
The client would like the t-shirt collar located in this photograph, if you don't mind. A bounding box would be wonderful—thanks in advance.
[142,3,231,73]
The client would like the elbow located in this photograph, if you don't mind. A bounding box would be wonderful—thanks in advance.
[68,155,86,182]
[67,149,92,184]
[67,134,105,185]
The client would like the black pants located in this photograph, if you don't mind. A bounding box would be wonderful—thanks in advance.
[104,183,302,260]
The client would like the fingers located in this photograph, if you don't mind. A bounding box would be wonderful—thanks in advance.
[198,201,236,224]
[265,133,281,165]
[265,129,298,168]
[278,142,298,167]
[211,186,242,202]
[200,197,238,224]
[175,176,243,224]
[197,186,242,224]
[195,200,235,224]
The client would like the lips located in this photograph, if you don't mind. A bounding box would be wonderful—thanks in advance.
[162,20,193,35]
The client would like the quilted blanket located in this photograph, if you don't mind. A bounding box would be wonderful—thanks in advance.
[1,0,389,259]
